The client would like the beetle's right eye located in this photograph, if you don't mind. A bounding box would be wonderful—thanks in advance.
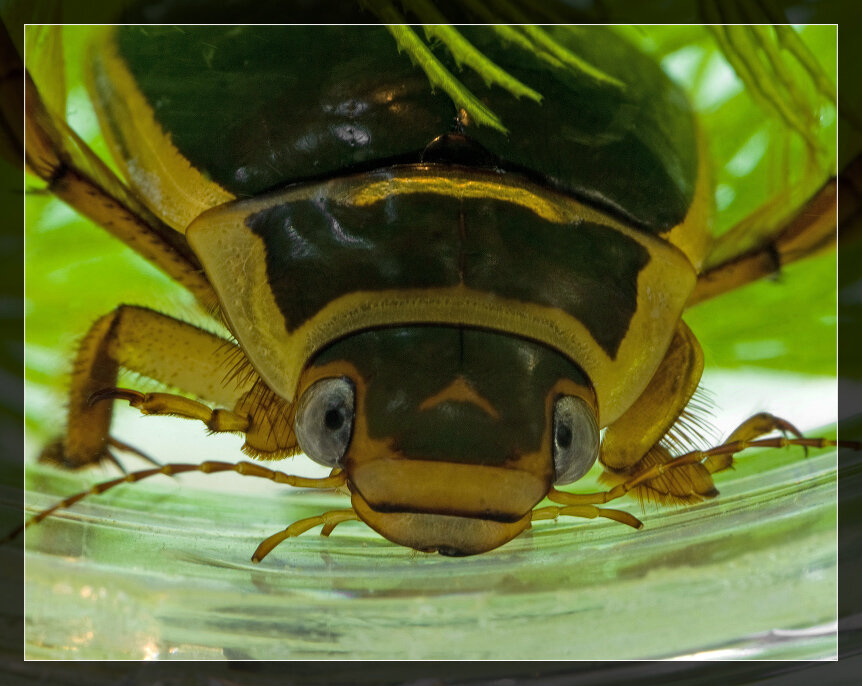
[295,377,355,468]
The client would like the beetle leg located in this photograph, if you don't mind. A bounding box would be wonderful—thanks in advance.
[702,412,804,473]
[531,504,642,530]
[24,71,219,311]
[106,437,161,468]
[44,304,255,469]
[687,160,856,307]
[7,461,348,544]
[252,509,359,562]
[551,434,856,508]
[604,412,808,502]
[90,388,251,434]
[599,320,717,503]
[599,445,718,505]
[601,320,704,471]
[91,384,304,462]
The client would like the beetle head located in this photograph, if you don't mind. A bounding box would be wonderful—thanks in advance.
[293,326,599,555]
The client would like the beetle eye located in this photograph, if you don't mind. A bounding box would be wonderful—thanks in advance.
[295,377,355,468]
[552,395,600,485]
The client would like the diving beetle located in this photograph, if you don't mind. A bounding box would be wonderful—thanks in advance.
[19,22,852,560]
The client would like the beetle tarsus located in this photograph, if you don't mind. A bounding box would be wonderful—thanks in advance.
[91,387,253,435]
[722,412,807,463]
[556,428,851,512]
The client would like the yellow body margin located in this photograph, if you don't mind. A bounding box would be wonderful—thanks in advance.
[87,29,234,231]
[660,125,714,273]
[188,168,698,425]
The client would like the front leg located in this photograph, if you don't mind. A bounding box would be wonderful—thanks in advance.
[43,304,255,468]
[599,320,714,503]
[550,424,856,510]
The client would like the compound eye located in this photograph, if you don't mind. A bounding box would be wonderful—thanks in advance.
[295,377,355,468]
[552,395,600,485]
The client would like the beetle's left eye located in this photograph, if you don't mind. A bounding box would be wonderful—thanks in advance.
[552,395,600,485]
[295,377,355,468]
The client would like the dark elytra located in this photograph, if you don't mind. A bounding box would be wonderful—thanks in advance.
[114,24,697,232]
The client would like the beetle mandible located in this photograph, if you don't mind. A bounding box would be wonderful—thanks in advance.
[17,20,855,560]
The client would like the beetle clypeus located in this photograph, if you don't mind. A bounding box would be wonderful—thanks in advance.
[16,17,855,561]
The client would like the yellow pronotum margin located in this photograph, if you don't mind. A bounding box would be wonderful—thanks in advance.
[188,166,699,426]
[87,29,235,231]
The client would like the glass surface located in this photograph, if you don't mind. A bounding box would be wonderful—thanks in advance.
[24,440,837,660]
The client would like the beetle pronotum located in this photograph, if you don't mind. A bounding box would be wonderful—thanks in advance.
[16,18,857,561]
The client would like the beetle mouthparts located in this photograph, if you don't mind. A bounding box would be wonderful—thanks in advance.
[347,456,549,522]
[350,490,534,556]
